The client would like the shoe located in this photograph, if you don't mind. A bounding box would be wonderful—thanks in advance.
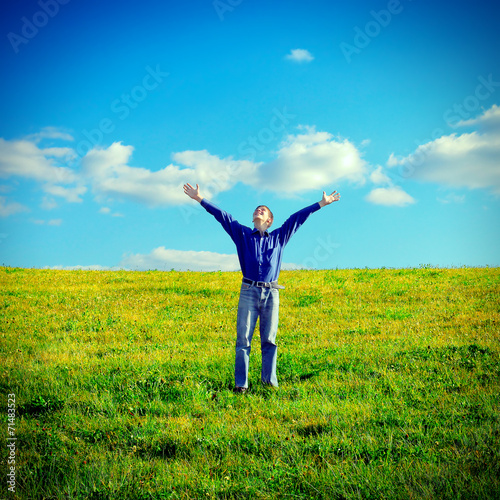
[233,387,247,393]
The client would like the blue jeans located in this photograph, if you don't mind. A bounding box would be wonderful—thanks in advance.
[235,283,279,389]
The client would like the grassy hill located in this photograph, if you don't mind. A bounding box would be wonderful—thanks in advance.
[1,266,499,499]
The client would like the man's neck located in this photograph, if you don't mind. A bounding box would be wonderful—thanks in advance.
[253,221,269,235]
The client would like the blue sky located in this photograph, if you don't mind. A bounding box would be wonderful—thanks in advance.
[0,0,499,271]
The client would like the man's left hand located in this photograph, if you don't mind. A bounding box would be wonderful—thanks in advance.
[319,190,341,207]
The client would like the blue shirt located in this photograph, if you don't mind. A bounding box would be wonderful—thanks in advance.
[201,198,321,282]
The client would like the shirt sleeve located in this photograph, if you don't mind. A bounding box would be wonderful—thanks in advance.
[200,198,243,243]
[275,202,321,246]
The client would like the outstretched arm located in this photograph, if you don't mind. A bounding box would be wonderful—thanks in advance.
[318,190,341,208]
[182,183,243,243]
[276,189,341,246]
[183,183,204,203]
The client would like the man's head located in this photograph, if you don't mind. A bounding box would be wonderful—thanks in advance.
[253,205,274,229]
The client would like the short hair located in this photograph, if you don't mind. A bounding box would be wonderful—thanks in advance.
[255,205,274,227]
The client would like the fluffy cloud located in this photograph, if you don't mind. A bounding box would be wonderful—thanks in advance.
[25,126,74,143]
[252,127,367,194]
[44,184,87,203]
[0,138,77,184]
[118,247,241,271]
[387,105,500,194]
[369,165,392,185]
[99,207,123,217]
[0,132,254,212]
[48,247,302,272]
[285,49,314,63]
[456,103,500,130]
[81,143,258,206]
[0,132,85,206]
[80,128,368,204]
[171,150,258,198]
[0,196,29,217]
[119,247,303,272]
[437,193,466,204]
[0,124,419,214]
[81,142,178,205]
[46,264,122,271]
[365,164,415,206]
[365,186,415,207]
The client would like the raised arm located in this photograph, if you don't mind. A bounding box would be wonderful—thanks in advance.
[183,183,243,243]
[183,183,204,203]
[277,189,341,246]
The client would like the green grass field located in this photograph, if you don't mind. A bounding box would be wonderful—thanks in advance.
[1,266,499,499]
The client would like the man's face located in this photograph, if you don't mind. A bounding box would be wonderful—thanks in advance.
[253,206,272,226]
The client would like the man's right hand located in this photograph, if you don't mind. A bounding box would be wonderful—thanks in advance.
[183,183,203,203]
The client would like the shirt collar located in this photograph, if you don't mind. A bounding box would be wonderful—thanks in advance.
[252,227,270,237]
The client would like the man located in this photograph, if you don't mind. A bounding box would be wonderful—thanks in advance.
[183,183,340,392]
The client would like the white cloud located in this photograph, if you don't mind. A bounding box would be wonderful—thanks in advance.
[82,142,258,206]
[365,186,416,207]
[118,247,304,272]
[281,262,305,270]
[43,184,87,203]
[0,196,29,217]
[30,218,63,226]
[0,134,85,203]
[0,124,422,212]
[285,49,314,63]
[456,103,500,130]
[41,196,58,210]
[437,193,466,204]
[0,138,77,184]
[251,127,367,194]
[365,164,415,206]
[26,126,74,143]
[79,129,369,205]
[370,165,392,185]
[100,207,124,217]
[0,125,374,210]
[387,105,500,194]
[0,133,259,209]
[47,254,303,272]
[118,246,241,271]
[46,264,122,271]
[171,150,258,197]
